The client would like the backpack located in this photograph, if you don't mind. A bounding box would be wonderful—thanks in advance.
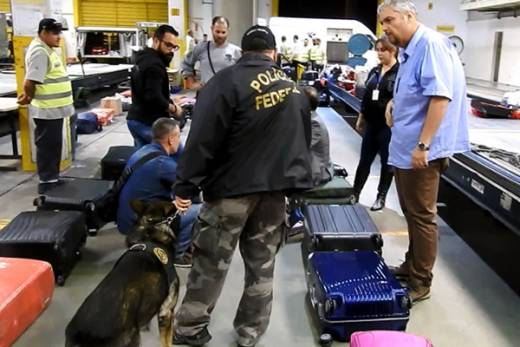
[76,112,102,134]
[98,151,162,223]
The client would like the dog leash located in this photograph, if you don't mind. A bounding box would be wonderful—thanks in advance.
[154,210,180,227]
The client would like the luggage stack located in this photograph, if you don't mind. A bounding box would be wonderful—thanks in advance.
[300,177,411,344]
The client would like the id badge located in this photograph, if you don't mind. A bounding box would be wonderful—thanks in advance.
[372,89,380,101]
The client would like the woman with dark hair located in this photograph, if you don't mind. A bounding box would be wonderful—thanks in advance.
[351,36,399,210]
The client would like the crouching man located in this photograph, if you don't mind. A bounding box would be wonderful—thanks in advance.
[117,118,200,267]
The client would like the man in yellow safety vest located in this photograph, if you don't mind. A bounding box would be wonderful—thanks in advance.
[309,37,327,71]
[292,37,310,69]
[18,18,74,194]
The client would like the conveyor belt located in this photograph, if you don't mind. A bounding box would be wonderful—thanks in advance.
[329,79,520,235]
[328,80,361,113]
[443,151,520,235]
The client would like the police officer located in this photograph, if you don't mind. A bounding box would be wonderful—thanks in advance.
[18,18,74,194]
[172,25,313,347]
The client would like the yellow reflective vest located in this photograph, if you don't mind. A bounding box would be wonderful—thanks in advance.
[26,38,73,109]
[293,45,310,63]
[309,45,326,65]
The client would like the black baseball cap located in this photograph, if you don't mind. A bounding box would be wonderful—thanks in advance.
[241,25,276,52]
[38,18,66,33]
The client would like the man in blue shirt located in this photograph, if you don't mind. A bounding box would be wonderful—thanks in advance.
[117,118,200,266]
[378,0,470,303]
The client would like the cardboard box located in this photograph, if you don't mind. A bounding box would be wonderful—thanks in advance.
[100,97,123,116]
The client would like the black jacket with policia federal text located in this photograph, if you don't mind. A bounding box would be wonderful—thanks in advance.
[175,52,314,201]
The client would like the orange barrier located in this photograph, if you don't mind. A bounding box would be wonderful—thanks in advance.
[0,257,54,347]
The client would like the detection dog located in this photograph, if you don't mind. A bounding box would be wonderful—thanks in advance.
[65,200,180,347]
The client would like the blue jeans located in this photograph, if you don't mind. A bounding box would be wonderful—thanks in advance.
[176,203,201,258]
[127,119,152,149]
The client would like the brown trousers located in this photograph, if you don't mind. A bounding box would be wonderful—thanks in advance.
[394,158,449,288]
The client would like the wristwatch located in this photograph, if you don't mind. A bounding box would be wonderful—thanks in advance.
[417,142,430,151]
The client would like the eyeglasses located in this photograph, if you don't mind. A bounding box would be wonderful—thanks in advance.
[161,40,180,51]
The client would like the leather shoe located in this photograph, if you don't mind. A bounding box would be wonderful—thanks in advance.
[370,195,386,211]
[409,284,431,304]
[389,263,409,278]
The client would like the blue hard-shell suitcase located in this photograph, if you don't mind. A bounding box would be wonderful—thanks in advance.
[305,251,410,342]
[301,204,383,265]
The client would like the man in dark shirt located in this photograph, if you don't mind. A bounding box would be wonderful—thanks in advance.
[117,118,200,265]
[127,25,184,148]
[172,25,313,347]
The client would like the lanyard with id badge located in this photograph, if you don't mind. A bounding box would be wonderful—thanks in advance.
[372,70,382,101]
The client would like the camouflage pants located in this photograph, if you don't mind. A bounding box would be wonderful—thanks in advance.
[175,192,285,346]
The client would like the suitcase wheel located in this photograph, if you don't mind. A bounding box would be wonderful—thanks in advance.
[56,275,66,286]
[85,202,96,212]
[33,196,45,207]
[319,333,333,347]
[324,298,337,315]
[372,234,384,248]
[401,295,412,309]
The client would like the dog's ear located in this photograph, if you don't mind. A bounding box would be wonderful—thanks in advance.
[163,202,176,217]
[130,199,148,216]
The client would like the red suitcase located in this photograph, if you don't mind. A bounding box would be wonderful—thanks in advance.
[0,257,54,347]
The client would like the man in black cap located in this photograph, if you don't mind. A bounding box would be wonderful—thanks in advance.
[171,25,313,347]
[18,18,74,194]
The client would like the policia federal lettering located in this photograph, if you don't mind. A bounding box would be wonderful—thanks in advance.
[250,67,301,110]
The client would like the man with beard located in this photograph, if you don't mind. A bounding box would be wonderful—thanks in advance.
[181,16,241,90]
[127,25,184,148]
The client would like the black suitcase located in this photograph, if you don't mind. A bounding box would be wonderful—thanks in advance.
[34,177,113,233]
[0,211,87,285]
[100,145,136,181]
[302,204,383,263]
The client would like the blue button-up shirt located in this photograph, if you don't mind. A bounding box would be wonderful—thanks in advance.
[389,24,470,169]
[117,142,179,234]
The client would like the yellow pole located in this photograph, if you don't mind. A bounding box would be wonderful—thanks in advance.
[184,0,189,34]
[73,0,80,27]
[271,0,278,17]
[376,0,383,37]
[13,36,36,171]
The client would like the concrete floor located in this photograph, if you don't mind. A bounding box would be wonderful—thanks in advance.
[1,108,519,347]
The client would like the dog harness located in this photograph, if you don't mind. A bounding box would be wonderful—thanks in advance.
[117,241,177,286]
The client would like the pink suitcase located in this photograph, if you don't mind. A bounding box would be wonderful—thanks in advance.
[350,331,433,347]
